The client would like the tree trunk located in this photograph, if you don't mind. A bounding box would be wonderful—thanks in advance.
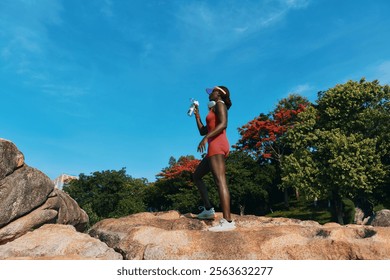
[239,205,245,216]
[295,189,300,200]
[284,188,289,208]
[332,191,344,225]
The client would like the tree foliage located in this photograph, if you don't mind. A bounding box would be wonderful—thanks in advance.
[63,168,147,226]
[281,79,389,223]
[226,151,274,215]
[63,79,390,226]
[148,156,207,213]
[149,152,275,216]
[234,94,310,207]
[235,94,309,162]
[157,156,200,180]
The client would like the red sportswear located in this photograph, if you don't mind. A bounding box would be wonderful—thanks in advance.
[206,103,230,158]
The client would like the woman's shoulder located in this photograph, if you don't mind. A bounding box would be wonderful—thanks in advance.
[214,100,227,114]
[215,100,226,109]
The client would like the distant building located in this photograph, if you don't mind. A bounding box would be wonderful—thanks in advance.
[53,174,78,190]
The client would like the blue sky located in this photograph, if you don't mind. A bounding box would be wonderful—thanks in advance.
[1,0,390,182]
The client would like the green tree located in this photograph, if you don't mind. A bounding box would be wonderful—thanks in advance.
[63,168,147,226]
[226,151,273,215]
[235,94,310,207]
[281,79,389,224]
[149,152,274,216]
[148,155,211,214]
[317,79,390,207]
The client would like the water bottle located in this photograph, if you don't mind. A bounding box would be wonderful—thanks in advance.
[187,98,199,117]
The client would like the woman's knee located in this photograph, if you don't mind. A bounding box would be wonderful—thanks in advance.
[212,173,227,188]
[193,158,209,183]
[193,168,205,184]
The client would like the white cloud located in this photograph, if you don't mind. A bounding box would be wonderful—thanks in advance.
[0,0,62,73]
[234,26,249,33]
[139,42,154,64]
[41,84,89,98]
[284,0,310,9]
[100,0,114,18]
[173,0,311,56]
[39,83,92,118]
[287,83,316,98]
[353,60,390,85]
[376,61,390,84]
[0,0,91,110]
[291,84,313,93]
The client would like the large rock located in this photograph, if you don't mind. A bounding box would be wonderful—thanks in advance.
[354,207,373,225]
[0,188,89,244]
[89,211,390,260]
[0,138,88,245]
[0,224,122,260]
[49,188,89,231]
[0,165,54,227]
[0,138,113,259]
[0,138,24,180]
[3,138,390,260]
[371,210,390,227]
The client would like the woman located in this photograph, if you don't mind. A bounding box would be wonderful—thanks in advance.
[193,85,235,231]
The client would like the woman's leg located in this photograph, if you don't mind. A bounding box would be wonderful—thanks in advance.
[209,154,232,221]
[193,157,212,209]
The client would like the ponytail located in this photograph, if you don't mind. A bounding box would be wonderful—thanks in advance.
[218,86,232,110]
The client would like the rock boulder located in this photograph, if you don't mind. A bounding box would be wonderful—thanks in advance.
[0,138,24,180]
[0,138,88,245]
[371,209,390,227]
[0,224,122,259]
[3,138,390,260]
[0,165,54,228]
[89,211,390,260]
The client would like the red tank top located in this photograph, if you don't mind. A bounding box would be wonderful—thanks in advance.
[205,104,230,157]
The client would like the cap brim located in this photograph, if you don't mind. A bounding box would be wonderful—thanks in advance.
[206,88,214,95]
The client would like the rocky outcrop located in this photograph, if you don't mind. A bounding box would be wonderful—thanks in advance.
[0,138,89,245]
[371,210,390,227]
[0,138,123,259]
[0,188,89,244]
[354,207,375,225]
[0,224,122,259]
[0,138,24,180]
[355,208,390,227]
[0,165,56,228]
[2,138,390,260]
[89,211,390,260]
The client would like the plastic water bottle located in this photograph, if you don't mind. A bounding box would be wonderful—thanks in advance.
[187,98,199,117]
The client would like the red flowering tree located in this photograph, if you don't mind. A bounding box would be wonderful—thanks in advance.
[234,94,310,206]
[150,156,204,213]
[235,94,309,163]
[157,156,201,181]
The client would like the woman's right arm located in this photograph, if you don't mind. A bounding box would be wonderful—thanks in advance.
[194,105,207,136]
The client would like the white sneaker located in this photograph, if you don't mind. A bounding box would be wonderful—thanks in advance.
[197,206,216,220]
[208,218,236,232]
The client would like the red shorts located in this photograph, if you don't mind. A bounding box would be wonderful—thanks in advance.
[207,134,230,158]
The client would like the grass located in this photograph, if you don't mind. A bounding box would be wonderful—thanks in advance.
[265,198,332,225]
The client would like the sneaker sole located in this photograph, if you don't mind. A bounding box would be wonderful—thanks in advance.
[208,225,236,232]
[208,227,236,232]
